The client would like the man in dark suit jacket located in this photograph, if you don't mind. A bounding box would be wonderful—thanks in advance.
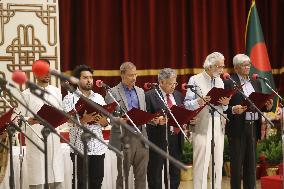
[105,62,148,189]
[146,68,190,189]
[224,54,273,189]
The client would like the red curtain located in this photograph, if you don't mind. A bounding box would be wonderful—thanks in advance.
[59,0,284,95]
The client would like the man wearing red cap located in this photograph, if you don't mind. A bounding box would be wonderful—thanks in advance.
[17,59,64,189]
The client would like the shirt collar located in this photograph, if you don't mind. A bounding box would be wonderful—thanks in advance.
[159,86,172,98]
[75,88,95,98]
[121,82,135,91]
[237,74,250,83]
[202,70,217,81]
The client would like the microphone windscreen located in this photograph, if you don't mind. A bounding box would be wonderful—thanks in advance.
[12,70,27,85]
[223,73,230,80]
[143,82,151,90]
[181,83,187,91]
[95,80,103,88]
[252,73,258,80]
[32,60,50,77]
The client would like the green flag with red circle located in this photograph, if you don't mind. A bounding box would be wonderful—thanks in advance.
[246,1,278,111]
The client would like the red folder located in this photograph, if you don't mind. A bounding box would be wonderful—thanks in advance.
[168,105,204,127]
[206,87,239,106]
[37,104,68,128]
[0,109,13,132]
[126,108,160,126]
[241,92,275,111]
[75,98,117,117]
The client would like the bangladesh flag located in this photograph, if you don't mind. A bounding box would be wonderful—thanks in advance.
[246,0,278,111]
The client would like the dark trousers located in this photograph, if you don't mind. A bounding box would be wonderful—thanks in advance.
[229,122,257,189]
[71,153,105,189]
[147,134,181,189]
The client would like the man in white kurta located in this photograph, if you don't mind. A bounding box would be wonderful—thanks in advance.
[184,52,230,189]
[17,60,64,189]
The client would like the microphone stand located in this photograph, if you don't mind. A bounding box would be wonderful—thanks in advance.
[35,86,123,189]
[262,80,284,185]
[103,85,142,134]
[150,85,187,189]
[4,88,84,189]
[0,95,44,189]
[188,86,229,189]
[227,77,274,189]
[17,118,24,189]
[163,110,170,189]
[227,77,274,126]
[62,83,188,172]
[151,85,191,142]
[102,85,143,188]
[6,123,15,189]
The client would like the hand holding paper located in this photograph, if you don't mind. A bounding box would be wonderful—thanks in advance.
[232,105,247,114]
[206,87,238,106]
[241,92,275,111]
[218,96,231,106]
[197,96,211,107]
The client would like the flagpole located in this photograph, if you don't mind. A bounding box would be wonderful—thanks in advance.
[245,0,255,47]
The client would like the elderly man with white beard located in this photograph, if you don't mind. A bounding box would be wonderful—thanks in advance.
[184,52,230,189]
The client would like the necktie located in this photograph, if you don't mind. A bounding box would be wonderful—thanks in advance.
[166,94,180,134]
[166,94,173,108]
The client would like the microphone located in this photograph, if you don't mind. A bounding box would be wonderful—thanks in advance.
[222,73,238,85]
[143,82,158,90]
[95,80,110,89]
[12,70,50,96]
[222,73,230,80]
[181,83,196,90]
[252,73,269,82]
[32,60,79,85]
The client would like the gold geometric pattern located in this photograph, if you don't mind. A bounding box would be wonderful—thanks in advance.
[0,3,58,46]
[0,24,59,90]
[0,0,60,115]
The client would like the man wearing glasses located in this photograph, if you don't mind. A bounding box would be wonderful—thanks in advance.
[224,54,273,189]
[146,68,193,189]
[184,52,230,189]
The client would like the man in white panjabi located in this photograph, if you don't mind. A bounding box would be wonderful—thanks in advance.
[17,60,64,189]
[184,52,230,189]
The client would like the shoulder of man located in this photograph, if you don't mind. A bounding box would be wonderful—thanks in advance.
[134,85,145,94]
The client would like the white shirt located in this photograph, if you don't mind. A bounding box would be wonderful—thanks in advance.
[237,74,259,120]
[159,86,177,107]
[159,87,176,131]
[184,71,228,114]
[62,88,107,155]
[17,85,64,185]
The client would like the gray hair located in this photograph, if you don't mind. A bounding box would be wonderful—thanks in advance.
[120,62,136,75]
[158,68,177,82]
[203,52,225,69]
[233,54,251,67]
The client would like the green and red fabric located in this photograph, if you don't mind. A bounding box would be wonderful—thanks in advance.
[246,0,278,111]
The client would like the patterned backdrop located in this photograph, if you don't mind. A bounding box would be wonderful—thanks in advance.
[0,0,60,115]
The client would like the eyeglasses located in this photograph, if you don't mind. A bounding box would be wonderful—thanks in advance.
[166,82,178,87]
[214,65,225,69]
[240,63,252,68]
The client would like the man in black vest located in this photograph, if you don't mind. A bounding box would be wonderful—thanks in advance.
[224,54,273,189]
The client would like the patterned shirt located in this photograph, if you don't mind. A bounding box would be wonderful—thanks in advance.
[62,88,107,155]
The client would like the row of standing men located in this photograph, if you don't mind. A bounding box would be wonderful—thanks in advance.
[17,52,273,189]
